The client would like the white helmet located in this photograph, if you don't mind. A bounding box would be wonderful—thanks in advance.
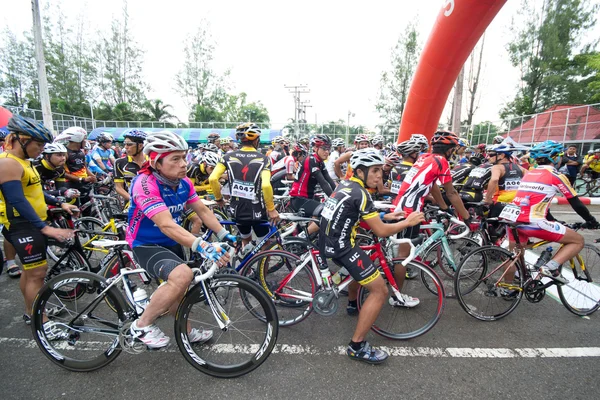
[43,142,68,154]
[411,133,429,150]
[331,138,345,148]
[202,151,220,167]
[204,143,220,153]
[96,132,114,143]
[350,148,385,170]
[370,135,384,146]
[56,126,87,143]
[143,130,188,155]
[396,138,422,156]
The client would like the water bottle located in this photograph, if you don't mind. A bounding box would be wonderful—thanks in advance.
[331,267,348,285]
[320,268,332,286]
[533,247,553,270]
[132,288,149,312]
[520,195,530,208]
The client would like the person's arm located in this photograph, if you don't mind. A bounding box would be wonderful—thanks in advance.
[442,180,469,219]
[187,196,233,240]
[314,169,334,196]
[92,152,109,173]
[365,211,425,237]
[208,162,227,201]
[484,165,503,204]
[334,152,351,179]
[322,168,336,192]
[375,178,390,195]
[554,173,598,224]
[260,169,275,211]
[114,181,130,202]
[429,183,448,209]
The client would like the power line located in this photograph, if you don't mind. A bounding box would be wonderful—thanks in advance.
[284,84,310,137]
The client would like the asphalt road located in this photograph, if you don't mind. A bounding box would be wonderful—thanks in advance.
[1,205,600,400]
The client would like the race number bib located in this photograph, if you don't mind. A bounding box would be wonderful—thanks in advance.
[231,180,256,200]
[404,168,417,183]
[470,167,487,178]
[504,179,520,190]
[499,204,520,222]
[321,198,338,220]
[390,181,402,194]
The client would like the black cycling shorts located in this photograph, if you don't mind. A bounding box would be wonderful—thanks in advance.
[132,244,185,282]
[2,223,48,270]
[291,197,321,217]
[332,246,380,286]
[460,191,484,203]
[397,222,421,240]
[236,221,270,240]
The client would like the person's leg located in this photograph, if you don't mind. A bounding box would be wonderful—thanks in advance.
[350,276,387,342]
[4,239,20,277]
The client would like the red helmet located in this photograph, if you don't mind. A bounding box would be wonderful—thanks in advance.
[431,130,460,146]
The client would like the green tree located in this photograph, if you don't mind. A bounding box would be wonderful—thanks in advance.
[376,23,420,126]
[140,99,176,122]
[501,0,598,119]
[471,121,500,145]
[0,28,35,106]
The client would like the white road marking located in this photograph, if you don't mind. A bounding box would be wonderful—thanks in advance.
[2,337,600,358]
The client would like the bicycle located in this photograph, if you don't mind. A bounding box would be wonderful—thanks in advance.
[454,210,600,321]
[240,229,446,339]
[31,243,279,378]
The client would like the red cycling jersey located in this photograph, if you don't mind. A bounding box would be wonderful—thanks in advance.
[514,165,577,223]
[393,153,452,215]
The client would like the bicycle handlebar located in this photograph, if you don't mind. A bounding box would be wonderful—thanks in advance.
[387,237,417,267]
[447,215,471,240]
[191,242,235,284]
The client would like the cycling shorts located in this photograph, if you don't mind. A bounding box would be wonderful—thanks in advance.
[291,197,321,217]
[236,221,270,240]
[132,244,186,282]
[397,223,421,240]
[2,223,48,270]
[508,220,566,244]
[332,245,380,286]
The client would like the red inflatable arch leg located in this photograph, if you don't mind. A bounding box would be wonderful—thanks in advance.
[398,0,507,143]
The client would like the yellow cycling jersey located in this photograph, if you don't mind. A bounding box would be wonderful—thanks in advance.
[587,155,600,172]
[0,152,47,228]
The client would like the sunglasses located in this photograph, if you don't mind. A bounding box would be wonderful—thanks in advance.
[123,142,138,147]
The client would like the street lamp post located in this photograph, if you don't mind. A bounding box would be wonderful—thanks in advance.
[87,100,96,130]
[346,111,355,143]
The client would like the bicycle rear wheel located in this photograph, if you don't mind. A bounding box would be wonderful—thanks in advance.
[454,246,524,321]
[175,274,279,378]
[357,259,445,340]
[31,271,127,372]
[558,244,600,316]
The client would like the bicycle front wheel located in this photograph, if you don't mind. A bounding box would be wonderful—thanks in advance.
[32,271,127,372]
[454,246,524,321]
[558,244,600,316]
[175,274,279,378]
[357,259,445,340]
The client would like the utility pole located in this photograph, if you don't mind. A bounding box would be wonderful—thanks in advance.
[284,84,310,138]
[31,0,53,132]
[451,65,465,135]
[300,100,312,133]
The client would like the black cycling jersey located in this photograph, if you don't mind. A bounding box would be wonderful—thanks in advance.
[114,155,142,188]
[290,153,335,199]
[389,161,413,195]
[498,162,524,192]
[318,177,378,257]
[222,148,271,222]
[451,163,476,187]
[64,148,87,176]
[459,163,493,202]
[34,159,65,190]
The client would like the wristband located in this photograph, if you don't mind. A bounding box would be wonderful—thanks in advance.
[216,228,229,241]
[380,212,386,220]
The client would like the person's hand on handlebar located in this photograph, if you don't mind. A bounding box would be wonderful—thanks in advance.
[196,240,231,267]
[405,212,425,226]
[268,209,280,226]
[60,203,80,216]
[383,209,405,221]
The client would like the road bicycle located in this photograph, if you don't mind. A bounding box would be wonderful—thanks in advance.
[31,242,279,378]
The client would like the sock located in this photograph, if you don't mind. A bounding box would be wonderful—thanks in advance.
[6,260,16,267]
[349,340,365,351]
[544,260,561,271]
[348,300,357,308]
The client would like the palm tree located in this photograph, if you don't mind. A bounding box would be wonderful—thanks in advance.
[142,99,176,122]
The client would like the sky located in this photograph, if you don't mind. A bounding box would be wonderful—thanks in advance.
[2,0,598,130]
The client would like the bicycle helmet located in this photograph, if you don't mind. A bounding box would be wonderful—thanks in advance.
[272,136,285,145]
[350,148,385,170]
[370,135,384,147]
[588,149,595,155]
[0,127,8,139]
[354,134,370,144]
[143,130,188,155]
[385,143,397,153]
[43,142,68,154]
[529,140,564,163]
[123,128,147,143]
[411,134,429,150]
[298,135,309,145]
[331,138,345,148]
[204,143,220,153]
[7,115,53,143]
[292,142,308,155]
[202,151,220,167]
[384,152,402,167]
[489,142,518,155]
[96,132,114,143]
[476,143,487,151]
[468,153,485,166]
[431,130,460,146]
[310,134,331,148]
[235,123,261,142]
[207,132,221,144]
[458,138,470,147]
[396,138,422,156]
[492,135,505,145]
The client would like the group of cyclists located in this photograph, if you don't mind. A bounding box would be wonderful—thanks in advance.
[0,114,598,364]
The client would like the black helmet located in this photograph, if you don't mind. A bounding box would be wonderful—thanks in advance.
[469,153,485,166]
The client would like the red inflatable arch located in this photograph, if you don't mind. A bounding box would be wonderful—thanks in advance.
[0,106,12,129]
[398,0,507,142]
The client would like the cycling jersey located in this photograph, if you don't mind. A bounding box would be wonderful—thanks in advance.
[326,150,341,179]
[290,153,334,198]
[514,165,577,223]
[90,147,115,172]
[450,163,476,187]
[459,163,493,202]
[271,155,295,175]
[269,148,285,166]
[34,159,65,186]
[114,156,142,188]
[393,153,452,215]
[126,174,199,248]
[319,177,378,257]
[587,155,600,172]
[389,161,413,195]
[494,162,524,203]
[0,153,47,229]
[186,162,212,194]
[63,148,88,179]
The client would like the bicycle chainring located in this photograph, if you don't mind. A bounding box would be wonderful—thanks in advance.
[119,321,147,354]
[313,289,338,316]
[524,280,546,303]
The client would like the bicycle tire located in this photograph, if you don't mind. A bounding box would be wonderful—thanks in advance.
[74,217,119,264]
[46,215,71,262]
[558,244,600,316]
[454,245,524,321]
[45,247,91,300]
[357,259,445,340]
[31,271,127,372]
[174,274,279,378]
[242,249,316,327]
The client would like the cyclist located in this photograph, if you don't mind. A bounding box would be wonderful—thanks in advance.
[209,123,279,249]
[269,136,288,166]
[411,133,430,153]
[459,153,492,203]
[0,116,77,333]
[207,132,220,147]
[580,148,600,180]
[34,142,80,200]
[377,152,403,196]
[511,140,599,284]
[449,152,484,193]
[54,126,97,202]
[334,134,371,180]
[187,151,220,195]
[393,131,470,258]
[483,142,528,206]
[370,134,385,153]
[319,148,424,364]
[89,132,116,176]
[492,135,505,145]
[451,138,469,167]
[114,129,147,203]
[271,142,306,193]
[326,138,346,183]
[127,130,233,349]
[389,138,422,197]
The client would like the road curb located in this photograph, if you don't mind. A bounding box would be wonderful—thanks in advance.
[552,197,600,205]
